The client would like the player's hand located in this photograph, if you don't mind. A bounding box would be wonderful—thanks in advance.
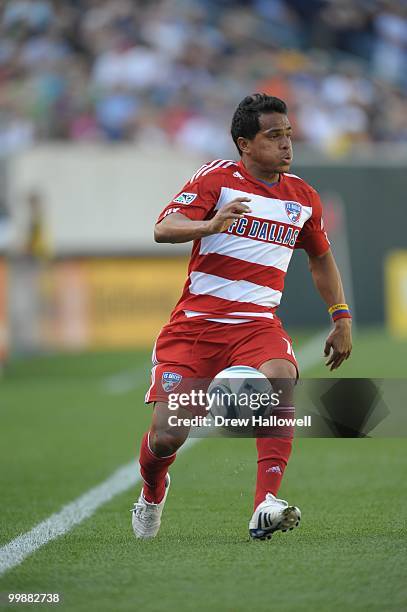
[324,318,352,371]
[206,197,251,234]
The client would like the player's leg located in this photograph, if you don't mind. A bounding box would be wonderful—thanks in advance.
[132,319,226,539]
[249,357,301,539]
[132,318,196,539]
[255,358,296,508]
[137,322,199,504]
[140,401,191,503]
[229,324,298,504]
[132,401,191,540]
[229,321,301,539]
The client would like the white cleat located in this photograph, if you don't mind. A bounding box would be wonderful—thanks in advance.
[131,474,171,539]
[249,493,301,540]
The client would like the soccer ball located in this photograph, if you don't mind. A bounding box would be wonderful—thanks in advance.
[207,365,273,424]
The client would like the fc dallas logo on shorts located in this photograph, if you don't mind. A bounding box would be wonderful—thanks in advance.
[285,201,302,224]
[161,371,182,392]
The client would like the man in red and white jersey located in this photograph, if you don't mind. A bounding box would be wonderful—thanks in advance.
[132,94,352,541]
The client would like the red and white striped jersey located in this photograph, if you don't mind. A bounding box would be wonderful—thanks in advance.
[157,159,330,325]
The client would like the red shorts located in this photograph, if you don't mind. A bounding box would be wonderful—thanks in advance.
[145,318,298,404]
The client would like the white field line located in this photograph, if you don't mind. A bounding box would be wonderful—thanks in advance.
[0,329,328,577]
[0,438,200,577]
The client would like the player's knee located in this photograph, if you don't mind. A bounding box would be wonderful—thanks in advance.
[260,359,296,381]
[259,359,297,404]
[149,428,186,457]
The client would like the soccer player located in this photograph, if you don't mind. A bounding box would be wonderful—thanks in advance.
[132,94,352,540]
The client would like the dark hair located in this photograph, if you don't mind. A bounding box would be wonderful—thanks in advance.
[231,93,287,155]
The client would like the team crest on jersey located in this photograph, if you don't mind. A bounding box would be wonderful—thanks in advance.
[285,201,302,224]
[172,192,197,205]
[161,371,182,392]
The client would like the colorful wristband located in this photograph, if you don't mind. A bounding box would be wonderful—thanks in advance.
[329,303,352,322]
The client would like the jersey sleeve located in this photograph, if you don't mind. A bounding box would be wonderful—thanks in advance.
[156,169,221,224]
[295,190,330,256]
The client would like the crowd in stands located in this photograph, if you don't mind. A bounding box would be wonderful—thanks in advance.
[0,0,406,157]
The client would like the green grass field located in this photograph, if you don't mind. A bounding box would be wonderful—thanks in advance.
[0,328,406,611]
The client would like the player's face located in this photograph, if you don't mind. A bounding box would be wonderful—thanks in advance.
[240,113,293,174]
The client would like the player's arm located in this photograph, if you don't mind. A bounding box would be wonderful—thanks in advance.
[296,188,352,371]
[154,198,251,244]
[308,248,352,371]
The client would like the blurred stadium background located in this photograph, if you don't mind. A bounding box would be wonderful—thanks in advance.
[0,2,406,610]
[0,0,406,362]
